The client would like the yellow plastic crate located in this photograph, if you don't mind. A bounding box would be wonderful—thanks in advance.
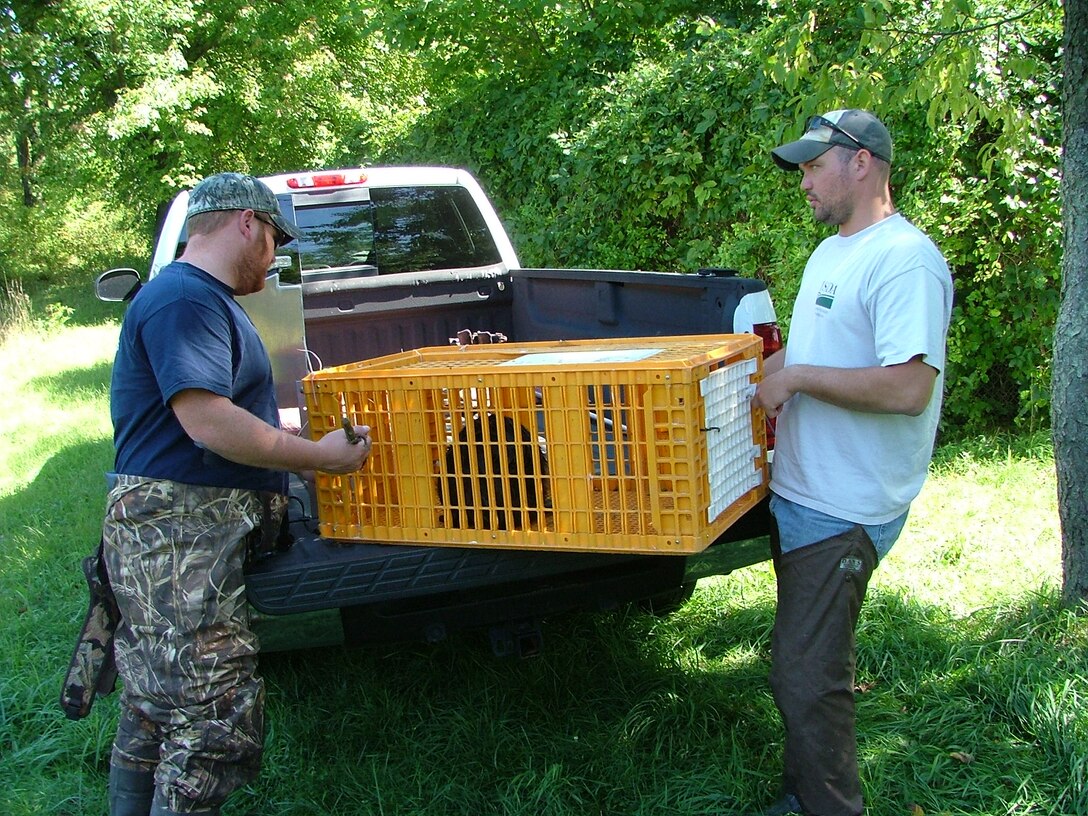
[301,335,767,554]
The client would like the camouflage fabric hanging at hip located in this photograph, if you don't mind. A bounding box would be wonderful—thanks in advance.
[103,475,288,564]
[101,477,287,667]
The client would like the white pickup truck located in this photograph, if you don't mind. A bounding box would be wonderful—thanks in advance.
[98,166,780,656]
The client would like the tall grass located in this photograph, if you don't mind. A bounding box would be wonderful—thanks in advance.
[1,313,1083,816]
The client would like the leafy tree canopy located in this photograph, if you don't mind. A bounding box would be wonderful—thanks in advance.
[0,0,1065,434]
[1,0,423,210]
[375,0,1061,433]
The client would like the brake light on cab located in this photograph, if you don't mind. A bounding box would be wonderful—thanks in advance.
[286,171,368,189]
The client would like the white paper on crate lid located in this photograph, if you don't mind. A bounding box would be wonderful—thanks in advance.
[499,348,663,366]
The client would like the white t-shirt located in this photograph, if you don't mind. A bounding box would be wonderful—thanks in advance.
[770,213,954,525]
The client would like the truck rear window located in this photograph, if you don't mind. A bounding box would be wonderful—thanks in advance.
[281,185,502,282]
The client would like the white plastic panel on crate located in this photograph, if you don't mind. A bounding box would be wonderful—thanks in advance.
[701,357,763,523]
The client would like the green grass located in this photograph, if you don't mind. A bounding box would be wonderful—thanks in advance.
[1,312,1084,816]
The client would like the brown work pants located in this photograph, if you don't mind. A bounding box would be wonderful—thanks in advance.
[769,525,878,816]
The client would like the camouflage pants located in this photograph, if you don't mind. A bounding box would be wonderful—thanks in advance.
[102,476,279,814]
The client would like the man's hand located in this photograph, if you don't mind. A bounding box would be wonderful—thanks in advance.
[754,368,796,419]
[317,424,371,473]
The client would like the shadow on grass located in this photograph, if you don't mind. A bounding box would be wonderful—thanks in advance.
[929,428,1054,467]
[3,439,1082,816]
[855,591,1085,816]
[0,437,114,564]
[0,437,117,814]
[28,358,114,400]
[14,269,131,329]
[243,581,1087,816]
[0,437,115,655]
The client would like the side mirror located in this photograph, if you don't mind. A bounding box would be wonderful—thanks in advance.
[95,268,142,302]
[269,255,293,273]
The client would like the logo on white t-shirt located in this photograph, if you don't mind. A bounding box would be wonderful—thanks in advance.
[816,280,836,310]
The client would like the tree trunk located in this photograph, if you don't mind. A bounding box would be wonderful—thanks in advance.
[16,127,36,207]
[1054,0,1088,608]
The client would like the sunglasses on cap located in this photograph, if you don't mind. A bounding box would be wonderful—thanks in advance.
[806,115,868,151]
[252,212,292,248]
[805,114,892,163]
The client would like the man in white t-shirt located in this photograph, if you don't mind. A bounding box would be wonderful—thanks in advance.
[751,110,953,816]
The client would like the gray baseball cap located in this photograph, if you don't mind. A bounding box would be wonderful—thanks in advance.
[772,109,893,171]
[186,172,301,245]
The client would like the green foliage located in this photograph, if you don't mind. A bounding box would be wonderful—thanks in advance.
[0,276,32,341]
[83,2,426,207]
[0,1,426,258]
[0,0,1068,435]
[376,0,739,88]
[380,0,1063,435]
[0,182,148,292]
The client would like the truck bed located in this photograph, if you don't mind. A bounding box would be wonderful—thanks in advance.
[244,266,772,646]
[299,266,772,368]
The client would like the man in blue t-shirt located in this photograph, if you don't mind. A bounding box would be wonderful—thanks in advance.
[102,173,372,816]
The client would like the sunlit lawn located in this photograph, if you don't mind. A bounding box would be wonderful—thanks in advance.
[0,318,1082,816]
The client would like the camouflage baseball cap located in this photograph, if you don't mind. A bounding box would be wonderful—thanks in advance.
[186,172,301,245]
[772,109,893,171]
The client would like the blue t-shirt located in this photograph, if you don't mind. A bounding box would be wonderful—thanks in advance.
[111,261,288,494]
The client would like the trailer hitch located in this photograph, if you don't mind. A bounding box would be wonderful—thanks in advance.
[488,620,543,659]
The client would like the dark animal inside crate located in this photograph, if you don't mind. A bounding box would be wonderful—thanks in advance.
[440,413,551,530]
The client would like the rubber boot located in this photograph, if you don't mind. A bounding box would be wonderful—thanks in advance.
[108,764,155,816]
